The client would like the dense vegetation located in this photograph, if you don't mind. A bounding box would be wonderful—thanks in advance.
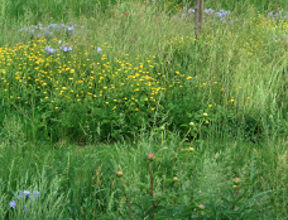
[0,0,288,219]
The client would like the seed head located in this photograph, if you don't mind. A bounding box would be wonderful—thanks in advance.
[147,152,155,162]
[116,170,123,178]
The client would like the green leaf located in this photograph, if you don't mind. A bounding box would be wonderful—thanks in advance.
[209,191,217,216]
[154,215,171,220]
[153,171,164,177]
[133,183,150,192]
[240,190,272,210]
[130,203,144,216]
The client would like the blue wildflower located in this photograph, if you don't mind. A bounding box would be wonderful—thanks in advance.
[97,47,101,53]
[44,46,58,53]
[188,8,195,14]
[182,13,188,18]
[32,191,40,200]
[10,200,16,209]
[19,190,31,199]
[60,44,72,52]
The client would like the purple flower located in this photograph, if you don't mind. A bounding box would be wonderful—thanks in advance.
[204,8,215,15]
[19,190,31,199]
[60,44,73,52]
[188,8,195,14]
[10,200,16,209]
[44,46,58,53]
[182,13,188,18]
[32,191,40,200]
[97,47,101,53]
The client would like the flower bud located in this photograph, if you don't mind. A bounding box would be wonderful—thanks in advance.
[147,152,155,162]
[203,113,208,117]
[234,177,240,185]
[189,122,195,127]
[198,204,205,210]
[173,176,178,183]
[160,126,165,131]
[116,170,123,178]
[188,147,195,152]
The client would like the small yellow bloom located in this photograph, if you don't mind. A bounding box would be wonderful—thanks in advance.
[105,102,109,105]
[55,107,58,109]
[248,97,250,100]
[221,88,225,91]
[208,104,213,108]
[151,108,155,111]
[135,108,139,111]
[205,120,209,124]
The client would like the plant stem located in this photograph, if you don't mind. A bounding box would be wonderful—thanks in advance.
[121,179,132,220]
[150,162,155,218]
[176,127,192,153]
[231,186,240,210]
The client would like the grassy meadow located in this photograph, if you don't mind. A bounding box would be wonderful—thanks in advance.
[1,0,288,219]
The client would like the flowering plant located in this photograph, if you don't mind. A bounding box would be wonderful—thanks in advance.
[10,190,40,213]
